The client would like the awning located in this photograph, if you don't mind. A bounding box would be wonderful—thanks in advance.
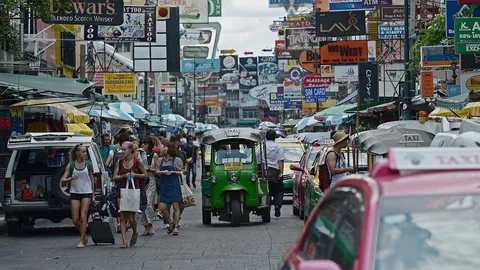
[428,107,469,118]
[236,120,257,127]
[336,90,357,106]
[314,104,357,118]
[0,73,95,97]
[66,123,94,137]
[344,101,398,116]
[12,99,90,124]
[436,93,469,111]
[463,102,480,117]
[281,119,301,127]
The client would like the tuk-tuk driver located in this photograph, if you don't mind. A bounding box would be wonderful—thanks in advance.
[226,143,248,160]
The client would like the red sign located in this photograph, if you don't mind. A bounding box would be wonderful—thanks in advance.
[275,40,285,49]
[87,67,113,87]
[458,0,480,3]
[288,20,313,28]
[303,75,333,87]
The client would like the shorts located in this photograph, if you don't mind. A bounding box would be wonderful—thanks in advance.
[70,193,92,201]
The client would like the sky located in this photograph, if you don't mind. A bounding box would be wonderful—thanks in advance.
[209,1,288,56]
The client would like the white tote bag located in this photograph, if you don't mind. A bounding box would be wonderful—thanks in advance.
[179,175,196,208]
[119,176,141,213]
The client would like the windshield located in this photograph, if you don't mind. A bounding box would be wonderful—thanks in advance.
[306,149,320,168]
[213,143,254,165]
[375,195,480,270]
[282,146,304,162]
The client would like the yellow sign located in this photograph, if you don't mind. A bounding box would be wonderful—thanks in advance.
[220,49,236,54]
[104,73,136,95]
[224,162,243,170]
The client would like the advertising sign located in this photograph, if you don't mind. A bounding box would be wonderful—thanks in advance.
[288,20,313,28]
[103,73,136,95]
[335,65,358,82]
[461,71,480,93]
[182,46,209,58]
[239,57,258,89]
[358,62,379,105]
[285,28,319,50]
[421,46,459,67]
[283,81,302,99]
[315,11,366,37]
[88,66,113,87]
[47,0,124,25]
[447,84,462,97]
[421,71,434,98]
[298,49,320,73]
[158,82,183,96]
[321,65,335,77]
[362,0,392,7]
[304,74,330,103]
[460,54,480,70]
[85,6,156,42]
[181,58,221,72]
[276,67,304,81]
[158,0,208,23]
[380,6,404,21]
[378,25,405,39]
[269,0,314,8]
[220,55,239,90]
[455,18,480,53]
[320,40,368,65]
[180,29,212,46]
[258,56,279,85]
[328,0,371,11]
[446,0,480,38]
[208,0,222,17]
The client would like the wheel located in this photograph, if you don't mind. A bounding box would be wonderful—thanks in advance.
[300,209,305,220]
[292,205,299,216]
[51,165,70,204]
[94,241,98,245]
[202,210,211,225]
[6,221,21,236]
[262,208,271,223]
[231,199,241,227]
[112,239,115,245]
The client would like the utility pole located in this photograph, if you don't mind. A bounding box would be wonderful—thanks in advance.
[144,72,149,110]
[175,72,179,113]
[193,57,197,123]
[403,0,412,120]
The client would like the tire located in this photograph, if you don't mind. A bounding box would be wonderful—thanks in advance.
[202,210,211,225]
[6,221,21,236]
[231,199,241,227]
[51,165,70,204]
[300,210,305,220]
[262,208,271,223]
[112,238,115,245]
[292,205,299,216]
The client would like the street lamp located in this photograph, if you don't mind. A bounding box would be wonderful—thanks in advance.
[451,59,458,84]
[280,16,288,27]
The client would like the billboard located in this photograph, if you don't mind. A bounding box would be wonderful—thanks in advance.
[315,11,366,37]
[47,0,124,25]
[220,55,239,90]
[84,6,156,42]
[421,46,459,67]
[320,40,368,64]
[285,28,319,50]
[158,0,208,23]
[103,73,136,95]
[181,58,221,72]
[239,57,258,89]
[358,62,379,105]
[461,71,480,94]
[258,56,278,85]
[446,0,480,38]
[378,25,405,39]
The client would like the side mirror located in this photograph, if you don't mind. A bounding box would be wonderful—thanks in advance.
[298,260,342,270]
[289,163,302,171]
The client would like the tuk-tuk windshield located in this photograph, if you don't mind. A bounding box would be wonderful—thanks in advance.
[213,142,254,165]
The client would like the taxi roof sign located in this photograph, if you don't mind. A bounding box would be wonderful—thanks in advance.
[398,133,424,144]
[388,148,480,171]
[224,129,241,137]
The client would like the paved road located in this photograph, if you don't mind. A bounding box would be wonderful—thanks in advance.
[0,187,303,270]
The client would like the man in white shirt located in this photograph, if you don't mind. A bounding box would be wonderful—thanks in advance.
[258,129,285,217]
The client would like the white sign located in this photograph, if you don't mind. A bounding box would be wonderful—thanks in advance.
[368,40,376,61]
[389,148,480,171]
[461,71,480,94]
[208,106,221,116]
[334,65,358,82]
[158,0,208,23]
[283,81,302,99]
[158,82,183,96]
[269,104,284,111]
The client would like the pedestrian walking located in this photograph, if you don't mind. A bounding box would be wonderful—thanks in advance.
[61,144,94,248]
[153,143,183,236]
[182,135,198,189]
[113,141,148,248]
[136,136,158,235]
[326,131,355,187]
[258,129,285,217]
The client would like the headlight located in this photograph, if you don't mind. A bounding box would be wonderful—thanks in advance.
[230,172,238,182]
[211,176,218,184]
[250,174,257,182]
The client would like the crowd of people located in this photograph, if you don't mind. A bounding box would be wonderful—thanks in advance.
[64,130,199,248]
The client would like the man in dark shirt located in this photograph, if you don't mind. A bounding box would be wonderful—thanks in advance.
[182,135,198,188]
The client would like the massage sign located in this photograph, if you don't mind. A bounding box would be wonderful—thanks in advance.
[320,40,368,65]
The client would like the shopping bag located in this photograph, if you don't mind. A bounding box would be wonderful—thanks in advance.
[179,176,196,208]
[119,176,141,213]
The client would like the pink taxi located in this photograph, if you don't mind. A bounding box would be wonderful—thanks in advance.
[281,148,480,270]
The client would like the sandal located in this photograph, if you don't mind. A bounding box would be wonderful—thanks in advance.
[130,232,138,247]
[173,227,179,236]
[120,242,128,248]
[167,222,175,234]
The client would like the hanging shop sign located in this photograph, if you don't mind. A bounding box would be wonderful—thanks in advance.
[258,56,279,85]
[320,40,368,65]
[158,82,183,96]
[182,46,209,58]
[321,65,335,77]
[328,0,372,11]
[220,55,239,90]
[362,0,392,7]
[454,18,480,53]
[84,6,156,42]
[446,0,480,38]
[239,57,258,89]
[298,49,320,73]
[304,74,331,103]
[378,25,405,39]
[88,66,113,87]
[447,84,462,97]
[180,29,213,46]
[103,73,136,95]
[421,46,459,67]
[358,62,379,105]
[421,71,434,98]
[283,81,302,99]
[460,54,480,70]
[285,28,319,50]
[380,6,404,21]
[158,0,208,23]
[208,0,222,17]
[334,65,358,82]
[288,19,313,28]
[47,0,124,25]
[315,11,366,37]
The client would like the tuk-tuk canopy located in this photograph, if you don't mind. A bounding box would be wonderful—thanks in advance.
[354,128,435,155]
[200,128,265,145]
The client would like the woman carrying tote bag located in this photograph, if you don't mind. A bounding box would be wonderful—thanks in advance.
[113,141,148,248]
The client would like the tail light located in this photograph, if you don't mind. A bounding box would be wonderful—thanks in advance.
[4,178,11,194]
[95,175,102,189]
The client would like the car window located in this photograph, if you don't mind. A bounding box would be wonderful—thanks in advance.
[306,149,320,169]
[16,148,70,170]
[89,144,102,173]
[213,143,254,165]
[301,187,364,270]
[282,146,304,162]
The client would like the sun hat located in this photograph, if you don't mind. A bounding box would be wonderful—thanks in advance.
[332,130,349,146]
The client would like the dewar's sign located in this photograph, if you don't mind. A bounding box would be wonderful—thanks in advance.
[46,0,124,25]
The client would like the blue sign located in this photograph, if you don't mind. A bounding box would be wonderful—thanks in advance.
[284,100,302,110]
[378,25,405,39]
[304,86,327,103]
[269,93,286,104]
[446,0,480,38]
[329,0,373,11]
[447,84,461,97]
[181,59,221,73]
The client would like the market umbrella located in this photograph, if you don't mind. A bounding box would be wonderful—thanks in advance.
[13,98,90,124]
[195,123,206,131]
[258,121,277,128]
[204,124,219,131]
[84,107,136,122]
[294,117,320,131]
[109,102,150,119]
[161,114,187,126]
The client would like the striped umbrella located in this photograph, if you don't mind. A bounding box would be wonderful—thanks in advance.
[161,114,187,126]
[204,124,219,131]
[84,107,137,122]
[294,116,320,131]
[195,123,206,131]
[109,102,150,119]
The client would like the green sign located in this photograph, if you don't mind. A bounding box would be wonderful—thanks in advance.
[183,46,209,58]
[208,0,222,17]
[455,18,480,53]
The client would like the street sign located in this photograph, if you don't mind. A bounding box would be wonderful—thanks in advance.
[220,49,236,54]
[262,48,273,52]
[455,18,480,53]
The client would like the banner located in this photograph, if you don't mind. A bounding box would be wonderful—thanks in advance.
[158,0,208,23]
[220,55,239,90]
[239,57,258,89]
[460,54,480,70]
[285,28,319,50]
[358,62,379,105]
[47,0,124,25]
[320,40,368,64]
[208,0,222,17]
[421,46,459,67]
[328,0,372,11]
[335,65,358,82]
[378,25,405,39]
[258,56,278,85]
[315,11,366,37]
[104,73,136,95]
[380,6,404,21]
[85,6,156,42]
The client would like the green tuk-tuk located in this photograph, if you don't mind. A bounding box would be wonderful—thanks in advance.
[200,128,270,226]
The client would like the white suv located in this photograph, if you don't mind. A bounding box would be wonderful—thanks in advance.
[1,133,110,236]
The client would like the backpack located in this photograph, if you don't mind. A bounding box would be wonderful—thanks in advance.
[109,148,122,172]
[68,160,93,191]
[318,150,339,192]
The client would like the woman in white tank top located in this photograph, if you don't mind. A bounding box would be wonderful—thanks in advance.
[61,144,94,248]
